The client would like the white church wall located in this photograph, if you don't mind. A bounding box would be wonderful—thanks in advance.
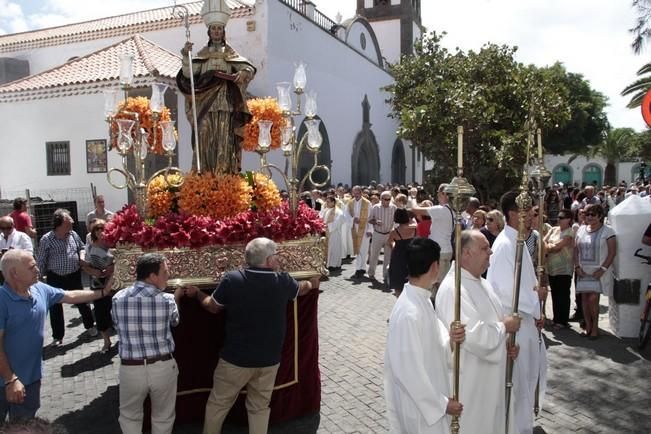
[368,20,400,65]
[261,0,399,186]
[345,20,382,66]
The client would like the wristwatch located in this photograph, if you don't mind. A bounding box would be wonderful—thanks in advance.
[599,265,607,271]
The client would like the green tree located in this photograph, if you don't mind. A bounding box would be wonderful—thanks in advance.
[621,62,651,108]
[589,128,637,185]
[385,32,608,200]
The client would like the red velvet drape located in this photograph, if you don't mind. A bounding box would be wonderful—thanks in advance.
[171,289,321,425]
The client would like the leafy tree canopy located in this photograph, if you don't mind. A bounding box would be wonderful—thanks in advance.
[384,32,609,199]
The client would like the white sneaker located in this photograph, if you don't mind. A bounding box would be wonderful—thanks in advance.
[87,326,98,337]
[50,339,62,347]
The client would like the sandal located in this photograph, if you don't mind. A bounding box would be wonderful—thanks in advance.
[100,343,111,354]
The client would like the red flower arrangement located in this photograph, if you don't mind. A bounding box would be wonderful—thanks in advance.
[103,202,324,250]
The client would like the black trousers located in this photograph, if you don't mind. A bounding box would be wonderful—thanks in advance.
[47,270,94,340]
[549,274,572,325]
[93,295,113,332]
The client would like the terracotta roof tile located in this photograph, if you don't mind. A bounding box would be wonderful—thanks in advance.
[0,1,254,53]
[0,34,181,94]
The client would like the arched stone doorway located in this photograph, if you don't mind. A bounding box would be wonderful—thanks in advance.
[296,116,332,188]
[582,163,603,187]
[552,164,573,186]
[351,95,380,185]
[391,139,406,184]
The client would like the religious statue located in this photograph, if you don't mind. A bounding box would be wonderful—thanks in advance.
[176,0,256,174]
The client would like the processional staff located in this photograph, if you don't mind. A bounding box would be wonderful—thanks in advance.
[172,2,202,172]
[444,126,477,434]
[530,127,551,417]
[504,129,533,434]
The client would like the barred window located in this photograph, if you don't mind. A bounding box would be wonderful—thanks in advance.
[46,141,71,176]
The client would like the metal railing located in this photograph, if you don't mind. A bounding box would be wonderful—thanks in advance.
[279,0,339,34]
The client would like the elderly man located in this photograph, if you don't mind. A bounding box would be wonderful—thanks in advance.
[37,209,95,345]
[0,217,32,254]
[85,195,114,229]
[436,230,521,434]
[410,184,455,292]
[487,191,548,434]
[367,191,397,283]
[0,250,106,421]
[580,185,600,208]
[345,186,372,278]
[111,253,187,434]
[8,198,36,240]
[188,237,318,434]
[384,238,464,434]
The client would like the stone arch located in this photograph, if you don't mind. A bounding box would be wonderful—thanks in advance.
[391,139,406,184]
[296,116,332,188]
[344,17,384,67]
[582,163,603,187]
[552,163,573,186]
[351,95,380,185]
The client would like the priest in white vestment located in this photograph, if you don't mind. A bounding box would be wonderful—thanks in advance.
[385,237,464,434]
[437,230,521,434]
[322,196,344,268]
[487,191,548,434]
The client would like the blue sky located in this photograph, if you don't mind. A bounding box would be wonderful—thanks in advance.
[1,0,648,131]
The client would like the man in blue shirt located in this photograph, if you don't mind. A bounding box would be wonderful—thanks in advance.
[187,237,319,434]
[0,249,107,422]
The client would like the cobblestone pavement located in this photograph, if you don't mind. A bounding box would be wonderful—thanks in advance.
[34,257,651,433]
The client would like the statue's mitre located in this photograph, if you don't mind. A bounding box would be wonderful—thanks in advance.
[201,0,231,27]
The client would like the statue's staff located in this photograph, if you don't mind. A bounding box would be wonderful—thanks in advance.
[173,2,202,172]
[444,126,477,434]
[505,129,533,434]
[531,127,551,417]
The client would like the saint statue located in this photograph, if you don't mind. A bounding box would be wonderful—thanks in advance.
[176,0,256,174]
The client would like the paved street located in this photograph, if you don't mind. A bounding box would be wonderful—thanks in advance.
[34,256,651,433]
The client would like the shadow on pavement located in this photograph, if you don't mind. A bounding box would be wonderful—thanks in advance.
[60,347,118,377]
[53,385,120,434]
[545,327,642,365]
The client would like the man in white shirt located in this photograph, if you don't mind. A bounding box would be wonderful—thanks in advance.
[437,230,521,434]
[0,216,33,254]
[410,184,455,293]
[367,191,396,283]
[384,237,464,434]
[486,191,548,434]
[85,195,114,229]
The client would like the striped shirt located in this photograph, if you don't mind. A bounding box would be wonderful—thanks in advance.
[37,231,84,276]
[369,203,397,234]
[111,281,179,360]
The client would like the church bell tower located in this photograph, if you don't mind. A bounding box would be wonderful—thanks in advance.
[356,0,423,65]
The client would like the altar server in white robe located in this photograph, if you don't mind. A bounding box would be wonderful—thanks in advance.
[322,196,344,268]
[487,191,548,434]
[384,237,464,434]
[437,230,521,434]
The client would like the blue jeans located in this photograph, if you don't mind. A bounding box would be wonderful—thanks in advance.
[0,381,41,422]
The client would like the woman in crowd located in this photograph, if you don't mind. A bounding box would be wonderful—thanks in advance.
[545,187,562,225]
[480,209,504,247]
[574,204,616,339]
[415,200,433,238]
[322,196,345,270]
[471,209,487,230]
[544,209,575,329]
[386,208,416,298]
[85,219,115,353]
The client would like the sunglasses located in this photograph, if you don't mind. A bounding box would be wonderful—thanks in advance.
[584,212,597,217]
[0,226,12,230]
[486,218,494,222]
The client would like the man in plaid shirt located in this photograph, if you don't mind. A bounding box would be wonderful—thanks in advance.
[111,253,188,434]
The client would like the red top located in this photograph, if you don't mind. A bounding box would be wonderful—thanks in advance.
[416,219,431,238]
[9,210,33,233]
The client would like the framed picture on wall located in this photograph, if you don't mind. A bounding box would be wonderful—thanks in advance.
[86,139,108,173]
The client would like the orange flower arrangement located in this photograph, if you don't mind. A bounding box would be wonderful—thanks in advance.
[111,96,174,155]
[178,172,252,220]
[251,172,281,211]
[146,173,183,218]
[243,98,285,152]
